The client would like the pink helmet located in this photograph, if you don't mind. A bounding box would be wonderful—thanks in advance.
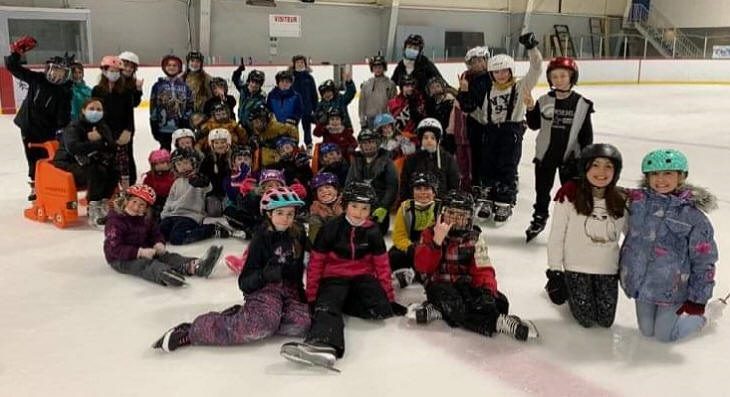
[148,149,171,165]
[100,55,123,69]
[126,184,157,205]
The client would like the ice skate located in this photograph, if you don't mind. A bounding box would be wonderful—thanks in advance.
[496,314,538,341]
[87,201,105,230]
[406,302,442,324]
[152,323,191,352]
[194,245,223,277]
[214,221,247,240]
[392,268,415,288]
[492,202,513,224]
[525,213,548,243]
[159,269,187,287]
[280,342,340,373]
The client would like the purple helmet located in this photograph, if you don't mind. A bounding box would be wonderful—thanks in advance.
[276,136,298,150]
[259,168,285,186]
[310,172,339,190]
[319,142,341,156]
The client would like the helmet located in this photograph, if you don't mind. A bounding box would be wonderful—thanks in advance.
[160,54,183,74]
[126,184,157,206]
[260,186,305,215]
[398,74,416,88]
[45,55,71,85]
[171,128,195,146]
[579,143,623,184]
[319,142,341,156]
[170,148,200,172]
[292,54,307,66]
[186,51,204,63]
[442,190,475,212]
[357,128,380,143]
[426,76,447,96]
[327,107,344,120]
[373,113,396,131]
[248,103,271,123]
[318,79,337,95]
[310,172,339,190]
[148,149,171,165]
[411,171,438,193]
[118,51,139,65]
[246,70,265,85]
[208,128,232,146]
[404,34,425,51]
[416,118,443,142]
[100,55,123,69]
[641,149,688,174]
[465,46,489,63]
[211,102,230,120]
[259,169,286,186]
[276,136,298,150]
[209,77,228,92]
[232,144,252,159]
[342,182,377,206]
[487,54,514,73]
[546,56,579,87]
[369,55,387,71]
[275,70,294,83]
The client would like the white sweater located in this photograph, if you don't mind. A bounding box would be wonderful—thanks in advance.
[547,198,626,275]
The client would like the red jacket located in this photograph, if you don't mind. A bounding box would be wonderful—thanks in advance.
[388,93,426,136]
[313,124,357,160]
[415,226,498,295]
[306,214,394,303]
[142,171,175,199]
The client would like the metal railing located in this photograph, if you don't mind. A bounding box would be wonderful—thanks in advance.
[626,3,703,58]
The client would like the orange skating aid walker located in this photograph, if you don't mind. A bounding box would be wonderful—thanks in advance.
[23,141,83,228]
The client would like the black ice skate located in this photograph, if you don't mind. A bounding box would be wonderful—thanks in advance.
[159,269,187,287]
[525,213,549,243]
[152,323,192,352]
[214,221,247,240]
[406,302,442,324]
[492,202,513,223]
[223,215,252,240]
[473,186,493,219]
[496,314,539,341]
[280,342,340,373]
[392,268,416,288]
[194,245,223,277]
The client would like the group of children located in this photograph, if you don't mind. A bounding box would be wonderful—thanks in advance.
[8,32,725,371]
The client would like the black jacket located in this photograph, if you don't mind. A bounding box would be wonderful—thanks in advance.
[400,148,459,202]
[5,52,71,140]
[456,71,492,114]
[199,150,231,197]
[345,148,399,210]
[91,84,136,136]
[391,55,443,94]
[52,118,116,170]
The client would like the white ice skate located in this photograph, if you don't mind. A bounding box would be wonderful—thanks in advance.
[280,342,340,373]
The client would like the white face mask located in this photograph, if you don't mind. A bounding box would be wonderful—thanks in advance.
[188,65,200,72]
[345,215,365,227]
[104,70,120,82]
[273,224,289,232]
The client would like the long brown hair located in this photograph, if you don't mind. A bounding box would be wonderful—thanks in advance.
[574,179,627,219]
[95,73,128,95]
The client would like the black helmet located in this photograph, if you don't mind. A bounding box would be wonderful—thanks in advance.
[357,128,380,143]
[579,143,623,185]
[442,190,475,212]
[399,74,416,88]
[275,70,294,84]
[411,171,438,193]
[186,51,204,63]
[404,34,425,51]
[209,77,228,92]
[170,147,200,174]
[211,101,230,119]
[246,70,265,85]
[248,103,271,123]
[232,144,252,158]
[369,55,387,72]
[318,79,337,95]
[327,107,344,120]
[342,182,377,206]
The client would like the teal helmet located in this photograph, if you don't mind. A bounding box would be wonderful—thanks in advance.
[641,149,689,174]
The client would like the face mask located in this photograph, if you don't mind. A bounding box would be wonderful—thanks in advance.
[104,70,120,82]
[404,48,420,60]
[188,64,200,72]
[273,224,289,232]
[295,66,306,72]
[423,145,438,153]
[345,215,365,227]
[84,110,103,123]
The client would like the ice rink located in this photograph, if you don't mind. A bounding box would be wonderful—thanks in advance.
[1,84,728,397]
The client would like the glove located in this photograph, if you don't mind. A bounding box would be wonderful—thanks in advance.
[553,181,577,203]
[518,32,539,50]
[10,36,37,55]
[240,177,257,195]
[138,247,156,259]
[236,63,246,72]
[294,152,310,167]
[188,174,210,188]
[372,207,388,223]
[153,242,166,255]
[391,302,408,316]
[290,181,307,200]
[262,261,283,283]
[545,270,568,305]
[676,301,705,316]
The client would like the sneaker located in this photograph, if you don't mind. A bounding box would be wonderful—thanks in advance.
[415,302,442,324]
[280,342,339,372]
[496,314,531,341]
[194,245,223,277]
[493,202,513,223]
[152,323,192,352]
[392,268,415,288]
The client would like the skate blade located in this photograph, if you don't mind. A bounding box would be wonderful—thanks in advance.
[280,347,340,373]
[524,319,540,339]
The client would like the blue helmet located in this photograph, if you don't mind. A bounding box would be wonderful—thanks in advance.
[319,142,341,156]
[260,186,304,215]
[373,113,396,131]
[641,149,689,174]
[276,136,298,150]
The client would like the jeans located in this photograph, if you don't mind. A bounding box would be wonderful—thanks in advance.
[635,300,706,342]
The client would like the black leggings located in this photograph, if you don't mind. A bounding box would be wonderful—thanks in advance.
[565,271,618,328]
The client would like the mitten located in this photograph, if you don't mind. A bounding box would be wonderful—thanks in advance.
[545,269,568,305]
[188,174,210,188]
[290,181,307,199]
[391,302,408,316]
[10,36,37,54]
[553,181,577,203]
[518,32,539,50]
[676,301,705,316]
[372,207,388,223]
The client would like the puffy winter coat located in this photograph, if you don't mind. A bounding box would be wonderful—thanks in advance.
[312,125,358,160]
[620,185,717,305]
[313,80,357,127]
[254,116,299,167]
[52,118,116,170]
[70,81,92,121]
[391,54,443,94]
[267,87,303,125]
[149,77,193,135]
[142,171,175,200]
[400,148,459,201]
[359,76,397,128]
[345,148,399,210]
[292,70,318,117]
[104,210,165,263]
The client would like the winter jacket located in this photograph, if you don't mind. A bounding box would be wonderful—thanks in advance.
[381,132,417,161]
[92,84,136,136]
[313,80,357,127]
[183,70,213,113]
[345,148,399,210]
[359,76,398,128]
[312,125,357,160]
[482,48,542,125]
[400,148,459,201]
[392,199,438,252]
[254,117,299,167]
[238,222,309,298]
[388,93,426,134]
[308,198,344,243]
[70,80,92,121]
[526,91,594,163]
[391,54,443,94]
[142,170,175,200]
[203,95,237,120]
[232,68,267,127]
[223,165,251,204]
[320,161,349,188]
[415,226,498,295]
[272,153,313,187]
[199,150,231,198]
[52,118,116,170]
[149,77,193,135]
[160,176,212,224]
[620,185,718,305]
[267,87,303,125]
[5,52,71,140]
[456,71,492,121]
[426,93,456,132]
[104,210,165,263]
[292,70,318,118]
[306,214,394,303]
[198,119,248,151]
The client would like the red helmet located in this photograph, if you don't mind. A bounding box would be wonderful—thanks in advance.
[148,149,171,165]
[126,184,157,205]
[546,57,578,88]
[160,54,183,70]
[100,55,123,69]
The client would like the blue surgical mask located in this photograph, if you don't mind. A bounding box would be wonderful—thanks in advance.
[404,48,420,60]
[84,110,103,123]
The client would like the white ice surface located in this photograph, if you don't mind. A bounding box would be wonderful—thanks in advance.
[0,85,728,397]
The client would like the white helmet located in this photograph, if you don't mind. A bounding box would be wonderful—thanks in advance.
[416,117,443,141]
[172,128,195,145]
[465,46,489,63]
[118,51,139,65]
[487,54,514,73]
[208,128,231,145]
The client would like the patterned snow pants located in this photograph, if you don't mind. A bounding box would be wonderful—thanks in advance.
[565,271,618,328]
